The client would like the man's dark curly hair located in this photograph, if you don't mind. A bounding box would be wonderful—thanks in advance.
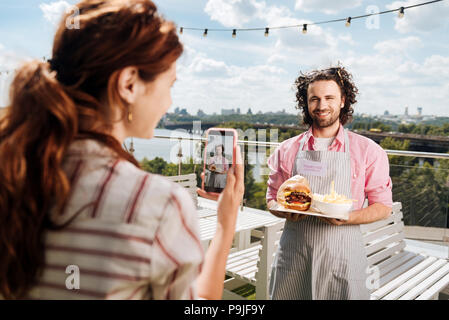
[294,66,358,126]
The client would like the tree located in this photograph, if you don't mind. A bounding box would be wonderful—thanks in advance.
[380,137,413,177]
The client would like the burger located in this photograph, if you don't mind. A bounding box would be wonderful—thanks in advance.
[276,175,312,211]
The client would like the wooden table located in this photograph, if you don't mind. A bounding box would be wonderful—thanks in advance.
[197,198,283,250]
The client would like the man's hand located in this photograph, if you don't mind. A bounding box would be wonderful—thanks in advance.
[318,204,392,226]
[267,200,307,222]
[317,211,355,225]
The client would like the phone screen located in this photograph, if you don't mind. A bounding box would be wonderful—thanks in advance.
[203,129,235,193]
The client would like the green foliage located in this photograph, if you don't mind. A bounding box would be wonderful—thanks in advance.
[398,122,449,136]
[380,137,414,177]
[392,160,449,227]
[379,137,449,227]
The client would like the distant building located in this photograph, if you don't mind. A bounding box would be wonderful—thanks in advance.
[236,108,241,114]
[247,108,253,115]
[417,107,422,116]
[384,110,390,116]
[197,109,206,117]
[404,107,408,116]
[221,108,236,115]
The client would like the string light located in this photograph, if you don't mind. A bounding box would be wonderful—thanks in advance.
[345,17,352,27]
[302,24,307,34]
[0,1,443,77]
[177,0,442,37]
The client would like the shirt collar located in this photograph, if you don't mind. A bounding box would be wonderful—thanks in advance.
[66,138,117,159]
[302,124,345,150]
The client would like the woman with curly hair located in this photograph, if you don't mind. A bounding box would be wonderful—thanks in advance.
[266,66,393,299]
[0,0,244,300]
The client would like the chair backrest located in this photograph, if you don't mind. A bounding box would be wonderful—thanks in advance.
[361,202,405,268]
[165,173,198,207]
[255,220,285,299]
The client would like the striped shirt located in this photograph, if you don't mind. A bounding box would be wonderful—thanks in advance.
[27,139,204,300]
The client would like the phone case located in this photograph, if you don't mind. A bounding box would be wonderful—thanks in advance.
[202,127,238,196]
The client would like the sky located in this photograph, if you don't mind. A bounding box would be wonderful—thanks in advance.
[0,0,449,116]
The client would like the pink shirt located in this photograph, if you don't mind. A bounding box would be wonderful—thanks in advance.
[266,125,393,210]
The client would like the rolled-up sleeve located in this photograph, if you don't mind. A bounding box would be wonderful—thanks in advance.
[266,146,288,203]
[365,146,393,208]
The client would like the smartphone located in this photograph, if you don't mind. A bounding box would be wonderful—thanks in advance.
[202,128,238,194]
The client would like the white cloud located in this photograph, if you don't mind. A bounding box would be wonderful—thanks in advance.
[40,1,71,25]
[374,36,422,55]
[204,0,260,28]
[203,0,343,66]
[0,44,32,107]
[187,0,449,116]
[386,0,449,33]
[173,46,291,113]
[342,48,449,116]
[294,0,363,15]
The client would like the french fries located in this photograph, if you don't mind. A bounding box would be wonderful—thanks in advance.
[313,180,355,204]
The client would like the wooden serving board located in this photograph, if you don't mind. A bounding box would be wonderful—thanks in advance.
[269,202,349,220]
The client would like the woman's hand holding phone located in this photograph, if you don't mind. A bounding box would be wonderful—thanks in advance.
[197,145,244,233]
[196,146,244,300]
[216,145,244,233]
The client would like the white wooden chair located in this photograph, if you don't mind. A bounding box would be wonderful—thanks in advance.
[362,202,449,300]
[222,220,285,300]
[165,173,198,207]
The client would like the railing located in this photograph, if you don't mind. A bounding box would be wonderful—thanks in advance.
[129,134,449,230]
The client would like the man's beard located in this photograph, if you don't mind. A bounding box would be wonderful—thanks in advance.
[311,109,340,128]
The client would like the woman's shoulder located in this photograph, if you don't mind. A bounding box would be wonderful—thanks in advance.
[115,161,197,225]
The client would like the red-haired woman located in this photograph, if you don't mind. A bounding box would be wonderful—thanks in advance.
[0,0,244,300]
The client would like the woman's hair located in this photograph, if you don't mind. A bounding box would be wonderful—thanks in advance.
[294,66,358,126]
[0,0,183,299]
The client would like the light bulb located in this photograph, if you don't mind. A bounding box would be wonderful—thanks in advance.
[345,17,351,27]
[232,29,236,38]
[203,29,208,37]
[180,27,183,34]
[302,24,307,34]
[264,27,269,37]
[398,7,404,18]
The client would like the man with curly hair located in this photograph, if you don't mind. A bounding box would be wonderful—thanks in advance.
[266,66,393,300]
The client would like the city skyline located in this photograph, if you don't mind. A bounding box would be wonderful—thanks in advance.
[1,0,449,116]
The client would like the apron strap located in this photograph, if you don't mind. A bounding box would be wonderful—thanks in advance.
[299,133,307,151]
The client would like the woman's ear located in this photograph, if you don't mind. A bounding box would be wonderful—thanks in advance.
[117,66,140,104]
